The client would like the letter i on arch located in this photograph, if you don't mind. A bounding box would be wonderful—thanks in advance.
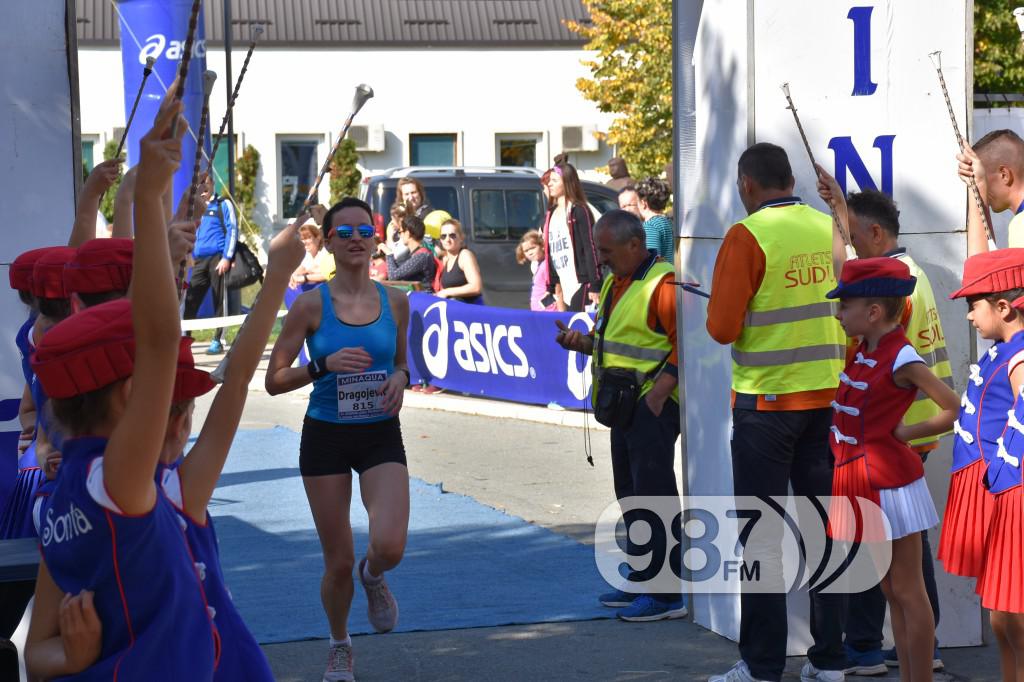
[848,6,878,96]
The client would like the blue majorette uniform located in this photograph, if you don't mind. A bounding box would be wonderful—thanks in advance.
[159,462,274,682]
[975,386,1024,612]
[938,334,1024,577]
[39,437,219,680]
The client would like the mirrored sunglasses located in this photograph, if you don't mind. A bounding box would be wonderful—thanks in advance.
[331,224,375,239]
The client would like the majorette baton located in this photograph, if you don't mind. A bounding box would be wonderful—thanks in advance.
[177,70,217,305]
[207,25,264,171]
[780,83,857,260]
[169,0,203,138]
[928,50,998,250]
[208,83,375,383]
[116,57,156,159]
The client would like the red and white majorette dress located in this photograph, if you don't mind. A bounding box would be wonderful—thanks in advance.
[975,384,1024,613]
[937,335,1024,577]
[828,328,940,543]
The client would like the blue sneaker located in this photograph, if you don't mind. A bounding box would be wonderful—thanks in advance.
[599,588,635,607]
[841,644,886,676]
[882,646,943,671]
[617,595,688,622]
[206,338,224,355]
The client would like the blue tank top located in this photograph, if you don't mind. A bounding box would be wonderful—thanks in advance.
[951,332,1024,472]
[16,312,36,386]
[159,462,274,682]
[991,390,1024,494]
[40,437,218,681]
[306,283,397,424]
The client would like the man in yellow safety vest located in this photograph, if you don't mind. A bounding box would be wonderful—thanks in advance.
[707,143,846,682]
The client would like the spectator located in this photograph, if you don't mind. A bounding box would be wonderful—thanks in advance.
[544,162,601,312]
[517,230,556,311]
[183,193,239,355]
[636,177,675,263]
[434,219,483,304]
[394,177,432,219]
[617,186,642,218]
[606,156,635,191]
[385,214,437,291]
[289,223,336,290]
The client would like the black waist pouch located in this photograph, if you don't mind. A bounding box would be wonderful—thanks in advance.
[594,368,641,429]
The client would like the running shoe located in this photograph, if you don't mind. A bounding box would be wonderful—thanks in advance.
[358,557,399,633]
[599,588,635,607]
[206,338,224,355]
[841,644,887,676]
[708,660,771,682]
[882,646,944,671]
[323,640,354,682]
[800,661,845,681]
[617,595,688,622]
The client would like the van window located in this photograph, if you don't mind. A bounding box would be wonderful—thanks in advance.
[584,189,618,216]
[472,189,544,241]
[371,185,460,222]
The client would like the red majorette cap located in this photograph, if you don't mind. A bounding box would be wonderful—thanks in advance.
[30,299,135,399]
[173,335,215,403]
[826,257,916,299]
[31,247,77,299]
[9,247,57,293]
[950,248,1024,299]
[64,238,133,296]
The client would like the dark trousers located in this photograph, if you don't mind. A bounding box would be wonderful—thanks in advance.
[731,406,847,682]
[184,255,227,341]
[844,528,941,651]
[610,397,681,602]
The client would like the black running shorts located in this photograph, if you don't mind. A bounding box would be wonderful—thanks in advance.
[299,415,407,476]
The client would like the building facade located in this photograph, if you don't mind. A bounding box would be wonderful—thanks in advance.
[76,0,617,230]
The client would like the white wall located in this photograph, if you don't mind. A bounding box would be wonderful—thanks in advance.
[77,46,617,231]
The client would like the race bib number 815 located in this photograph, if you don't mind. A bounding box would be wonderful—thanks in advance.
[337,371,387,420]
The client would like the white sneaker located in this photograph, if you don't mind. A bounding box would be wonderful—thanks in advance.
[801,661,845,682]
[358,557,399,633]
[709,660,771,682]
[323,640,354,682]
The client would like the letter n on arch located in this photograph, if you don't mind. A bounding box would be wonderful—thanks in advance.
[827,135,895,196]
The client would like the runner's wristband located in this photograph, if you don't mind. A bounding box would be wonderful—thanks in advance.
[308,356,330,380]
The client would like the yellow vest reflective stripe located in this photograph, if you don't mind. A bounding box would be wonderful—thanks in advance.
[731,204,845,394]
[895,252,953,447]
[592,260,678,405]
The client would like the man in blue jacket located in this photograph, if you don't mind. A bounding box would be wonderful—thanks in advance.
[184,194,238,354]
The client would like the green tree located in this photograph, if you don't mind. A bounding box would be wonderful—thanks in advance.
[235,144,261,243]
[975,0,1024,93]
[98,139,122,222]
[566,0,672,178]
[329,137,362,204]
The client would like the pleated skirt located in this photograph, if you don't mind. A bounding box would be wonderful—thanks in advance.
[829,456,938,542]
[937,458,993,578]
[976,485,1024,613]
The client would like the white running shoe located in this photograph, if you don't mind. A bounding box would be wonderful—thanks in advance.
[709,661,771,682]
[800,661,845,682]
[323,640,354,682]
[358,557,399,633]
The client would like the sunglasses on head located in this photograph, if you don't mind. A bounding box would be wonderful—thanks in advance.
[440,232,458,240]
[330,224,375,239]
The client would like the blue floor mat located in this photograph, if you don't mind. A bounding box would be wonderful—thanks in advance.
[206,427,612,644]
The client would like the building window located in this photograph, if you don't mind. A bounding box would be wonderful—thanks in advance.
[471,188,544,241]
[410,134,456,166]
[211,135,237,196]
[497,136,539,168]
[81,136,99,176]
[278,138,319,220]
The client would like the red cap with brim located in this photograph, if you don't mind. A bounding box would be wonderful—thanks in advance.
[64,238,133,295]
[31,247,77,299]
[173,336,215,402]
[31,299,135,399]
[9,247,57,293]
[826,257,916,299]
[950,248,1024,299]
